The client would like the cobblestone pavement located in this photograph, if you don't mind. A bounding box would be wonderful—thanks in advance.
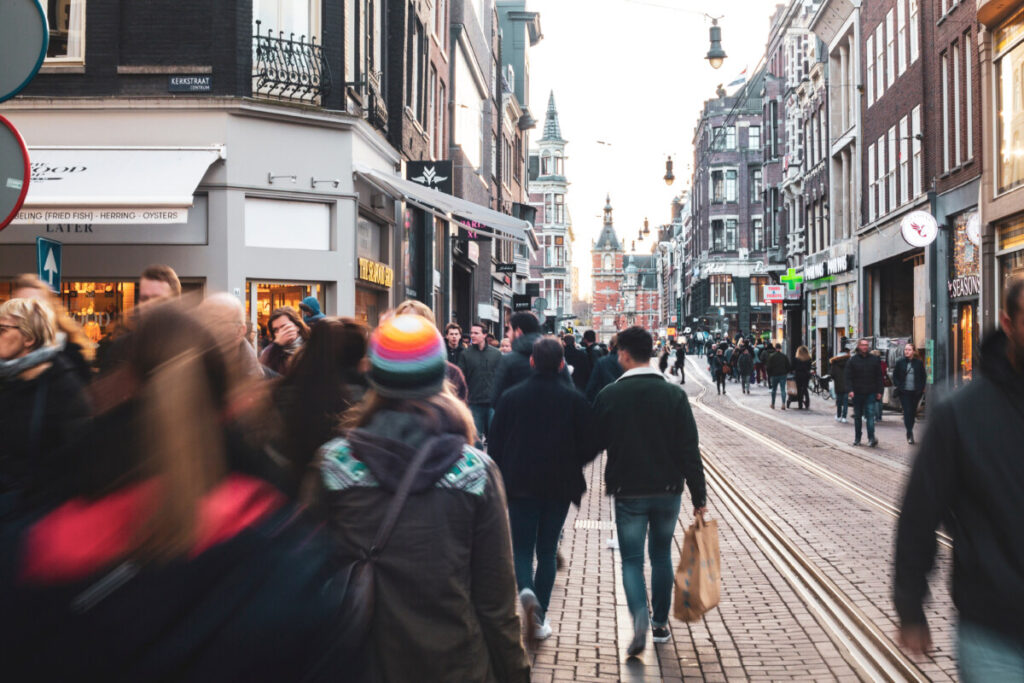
[527,360,958,681]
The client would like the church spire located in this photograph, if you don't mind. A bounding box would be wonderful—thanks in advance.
[541,91,563,142]
[594,195,622,251]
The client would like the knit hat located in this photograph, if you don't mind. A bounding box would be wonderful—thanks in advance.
[367,314,447,399]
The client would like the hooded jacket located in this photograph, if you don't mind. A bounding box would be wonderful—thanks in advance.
[490,332,571,403]
[300,296,325,325]
[317,411,529,683]
[895,331,1024,640]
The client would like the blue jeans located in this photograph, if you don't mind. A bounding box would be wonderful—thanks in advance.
[469,403,491,441]
[769,375,787,406]
[615,495,681,628]
[959,620,1024,682]
[507,498,571,618]
[851,393,877,442]
[835,391,849,419]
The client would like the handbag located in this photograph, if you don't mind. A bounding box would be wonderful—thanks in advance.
[673,516,721,622]
[332,435,444,650]
[722,363,731,375]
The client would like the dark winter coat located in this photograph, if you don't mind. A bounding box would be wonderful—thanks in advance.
[674,346,686,367]
[259,341,301,376]
[828,354,850,394]
[895,331,1024,640]
[489,374,600,505]
[845,351,883,396]
[565,344,592,392]
[709,354,727,378]
[737,349,754,375]
[458,343,503,405]
[893,357,926,394]
[0,475,354,682]
[765,350,791,377]
[317,412,529,682]
[585,352,624,403]
[491,333,571,403]
[593,369,706,505]
[446,344,463,366]
[792,358,812,381]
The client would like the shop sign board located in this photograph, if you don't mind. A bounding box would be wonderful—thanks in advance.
[406,161,453,195]
[512,294,531,311]
[524,282,540,297]
[804,255,853,281]
[667,326,677,337]
[0,0,48,104]
[0,115,31,231]
[35,236,61,292]
[948,274,981,299]
[358,257,393,288]
[901,210,939,247]
[763,284,785,302]
[495,262,516,274]
[782,299,804,311]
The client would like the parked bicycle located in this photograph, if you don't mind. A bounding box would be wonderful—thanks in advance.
[810,370,833,400]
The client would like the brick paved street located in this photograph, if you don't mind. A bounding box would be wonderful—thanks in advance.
[528,360,958,681]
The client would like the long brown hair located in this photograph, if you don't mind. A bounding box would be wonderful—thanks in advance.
[796,345,811,362]
[268,306,311,342]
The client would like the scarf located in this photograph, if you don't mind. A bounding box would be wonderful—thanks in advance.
[0,334,66,381]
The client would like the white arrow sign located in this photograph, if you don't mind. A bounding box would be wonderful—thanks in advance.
[43,248,57,285]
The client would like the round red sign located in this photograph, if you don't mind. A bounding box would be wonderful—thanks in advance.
[0,115,31,231]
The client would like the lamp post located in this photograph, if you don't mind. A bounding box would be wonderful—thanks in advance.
[705,17,727,69]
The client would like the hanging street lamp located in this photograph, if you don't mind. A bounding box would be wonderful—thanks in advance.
[705,17,727,69]
[664,156,675,186]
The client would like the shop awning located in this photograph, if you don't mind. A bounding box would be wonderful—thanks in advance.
[13,146,225,225]
[354,165,538,251]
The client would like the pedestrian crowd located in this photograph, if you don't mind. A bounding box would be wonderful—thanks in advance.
[0,263,707,680]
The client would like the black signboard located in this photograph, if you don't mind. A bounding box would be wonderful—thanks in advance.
[496,262,516,274]
[782,299,804,311]
[512,294,531,312]
[168,75,212,92]
[406,160,453,195]
[525,282,540,297]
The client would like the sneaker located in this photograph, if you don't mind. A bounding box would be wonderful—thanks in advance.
[535,616,553,640]
[907,437,914,444]
[652,626,671,643]
[627,614,648,657]
[519,589,540,642]
[842,417,848,423]
[869,438,879,447]
[851,440,861,446]
[835,416,840,422]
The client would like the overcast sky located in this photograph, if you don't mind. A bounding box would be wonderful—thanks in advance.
[526,0,782,295]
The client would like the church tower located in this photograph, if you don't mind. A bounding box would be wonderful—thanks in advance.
[591,195,624,341]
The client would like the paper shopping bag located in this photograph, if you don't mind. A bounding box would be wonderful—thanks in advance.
[673,516,721,622]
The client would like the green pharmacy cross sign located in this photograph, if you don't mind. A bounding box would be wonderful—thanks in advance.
[781,267,803,291]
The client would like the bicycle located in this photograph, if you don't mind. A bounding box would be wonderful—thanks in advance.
[810,371,833,401]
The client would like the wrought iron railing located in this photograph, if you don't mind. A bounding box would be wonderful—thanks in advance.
[252,21,332,104]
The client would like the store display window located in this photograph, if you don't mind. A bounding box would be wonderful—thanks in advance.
[60,282,137,343]
[247,281,325,342]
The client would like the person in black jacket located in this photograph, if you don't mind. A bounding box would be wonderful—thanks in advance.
[585,334,623,403]
[790,345,813,409]
[892,342,926,444]
[894,275,1024,673]
[491,312,570,404]
[765,343,791,409]
[845,338,883,446]
[489,337,599,642]
[736,345,754,394]
[674,344,686,383]
[563,335,592,392]
[710,347,727,394]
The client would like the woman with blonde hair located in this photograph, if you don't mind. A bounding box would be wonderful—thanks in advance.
[12,273,95,381]
[0,298,90,512]
[316,314,529,681]
[790,344,813,410]
[394,299,469,402]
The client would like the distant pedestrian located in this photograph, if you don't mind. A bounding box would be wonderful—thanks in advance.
[585,334,624,403]
[845,338,883,447]
[138,263,182,305]
[737,345,754,394]
[444,322,464,365]
[790,345,812,410]
[893,342,926,444]
[298,295,326,327]
[765,343,791,410]
[829,348,851,422]
[395,301,469,402]
[563,334,592,392]
[500,337,513,354]
[872,349,888,422]
[316,314,530,681]
[659,346,670,374]
[894,275,1024,677]
[674,344,686,383]
[458,322,503,442]
[489,337,600,642]
[710,347,727,395]
[581,329,604,368]
[492,312,570,404]
[259,306,309,376]
[593,326,707,656]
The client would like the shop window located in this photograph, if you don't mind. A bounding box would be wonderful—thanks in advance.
[997,9,1024,193]
[710,274,736,306]
[750,275,769,306]
[357,216,385,261]
[247,281,324,338]
[43,0,86,62]
[60,282,137,343]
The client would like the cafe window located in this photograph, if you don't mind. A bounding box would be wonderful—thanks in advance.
[996,8,1024,193]
[43,0,86,62]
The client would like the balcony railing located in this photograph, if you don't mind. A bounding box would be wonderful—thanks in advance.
[253,21,332,104]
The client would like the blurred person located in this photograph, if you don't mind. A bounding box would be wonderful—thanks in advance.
[492,312,570,404]
[894,276,1024,678]
[593,326,706,655]
[273,318,368,496]
[0,299,90,515]
[315,315,529,681]
[198,293,270,382]
[0,304,353,681]
[872,348,888,422]
[445,322,464,365]
[298,296,326,327]
[710,347,727,395]
[395,300,469,402]
[487,333,499,348]
[500,337,513,354]
[585,334,623,403]
[765,343,791,410]
[259,306,309,376]
[458,322,502,443]
[893,342,926,444]
[489,337,599,641]
[581,329,604,367]
[846,338,883,447]
[563,334,592,392]
[674,343,686,383]
[12,274,95,382]
[138,264,181,304]
[829,346,851,423]
[790,345,812,410]
[737,344,754,394]
[658,346,670,374]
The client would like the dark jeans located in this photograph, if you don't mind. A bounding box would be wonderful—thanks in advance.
[507,498,571,618]
[754,363,766,384]
[899,390,923,437]
[715,371,726,393]
[835,391,849,418]
[851,393,877,442]
[615,495,681,628]
[740,373,750,392]
[792,376,810,409]
[469,403,491,441]
[769,375,787,406]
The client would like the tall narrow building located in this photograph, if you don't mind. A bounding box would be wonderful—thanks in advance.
[591,196,624,341]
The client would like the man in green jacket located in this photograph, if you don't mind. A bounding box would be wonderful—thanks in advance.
[593,326,707,657]
[457,322,503,442]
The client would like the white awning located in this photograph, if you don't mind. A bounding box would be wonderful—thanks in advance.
[354,165,538,251]
[14,146,225,224]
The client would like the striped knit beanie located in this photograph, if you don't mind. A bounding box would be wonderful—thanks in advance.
[367,314,448,399]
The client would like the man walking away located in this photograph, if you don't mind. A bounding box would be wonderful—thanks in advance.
[765,343,791,410]
[458,322,503,443]
[563,335,592,393]
[893,342,926,444]
[593,326,707,656]
[582,329,604,368]
[674,344,686,383]
[492,312,570,404]
[894,275,1024,678]
[737,345,754,394]
[585,334,623,403]
[845,338,883,446]
[489,337,600,642]
[829,347,851,422]
[710,347,727,395]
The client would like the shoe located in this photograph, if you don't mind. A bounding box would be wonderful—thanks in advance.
[851,440,861,446]
[535,616,553,640]
[770,403,775,410]
[627,614,648,657]
[556,551,565,570]
[835,416,840,422]
[869,439,878,447]
[652,626,671,643]
[842,417,848,423]
[781,405,786,411]
[907,437,915,444]
[519,589,540,642]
